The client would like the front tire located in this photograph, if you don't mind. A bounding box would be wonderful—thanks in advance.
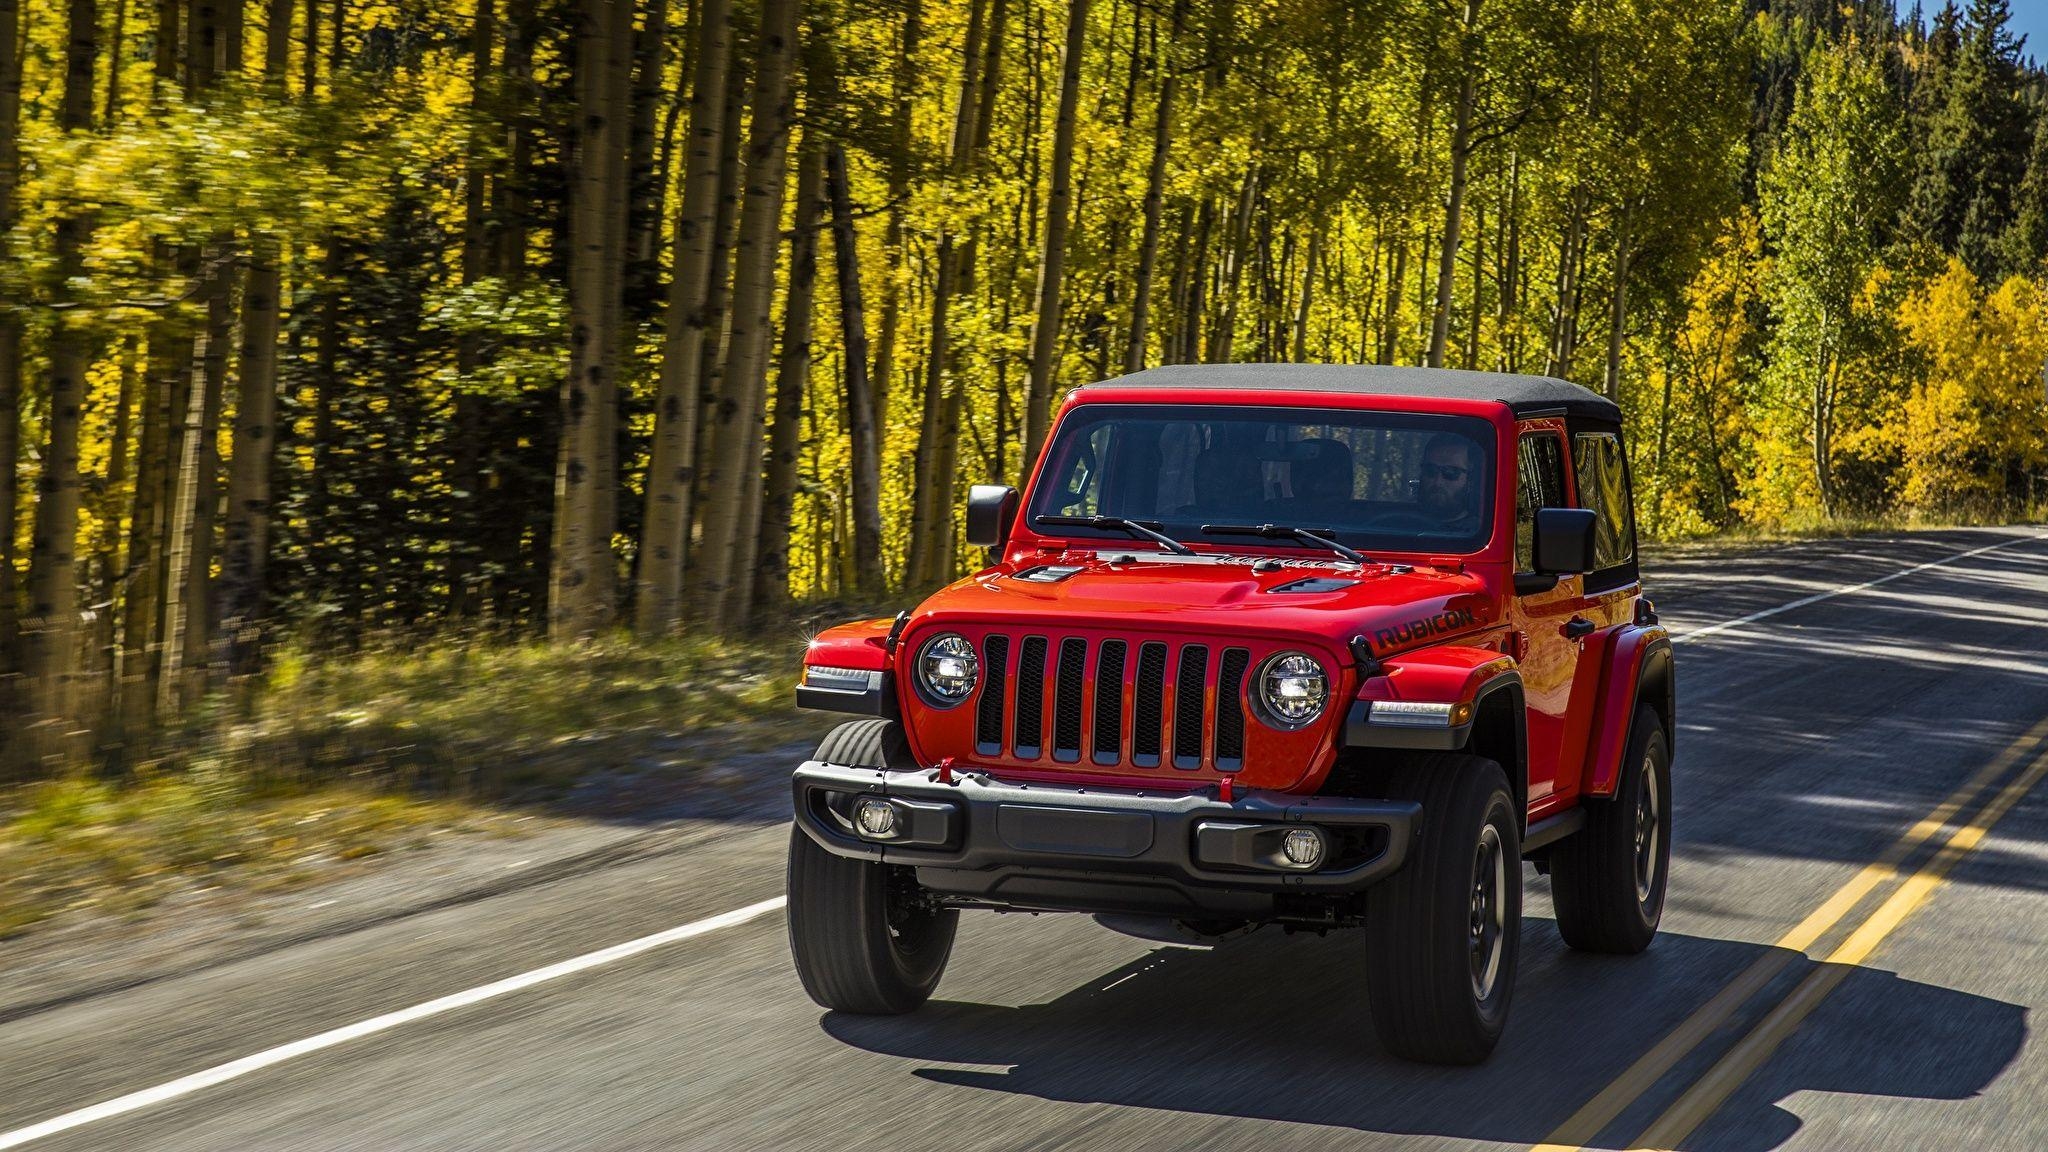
[1364,753,1522,1064]
[786,720,958,1014]
[1550,704,1672,954]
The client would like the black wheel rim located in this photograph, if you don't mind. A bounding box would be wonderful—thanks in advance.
[1470,823,1506,1001]
[1634,751,1661,904]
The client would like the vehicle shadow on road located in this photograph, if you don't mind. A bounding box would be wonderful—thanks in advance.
[820,919,2025,1151]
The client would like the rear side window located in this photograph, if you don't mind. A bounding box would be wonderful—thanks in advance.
[1515,433,1568,571]
[1572,431,1635,576]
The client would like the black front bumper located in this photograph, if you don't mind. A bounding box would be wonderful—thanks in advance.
[792,762,1420,919]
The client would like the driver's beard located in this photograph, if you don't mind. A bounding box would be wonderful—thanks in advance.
[1422,487,1465,516]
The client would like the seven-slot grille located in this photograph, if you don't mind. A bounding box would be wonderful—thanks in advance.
[972,634,1256,772]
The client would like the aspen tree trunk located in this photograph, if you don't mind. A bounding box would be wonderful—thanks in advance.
[717,87,796,616]
[219,237,280,674]
[187,0,218,95]
[446,0,492,618]
[119,248,179,730]
[1426,0,1480,368]
[1380,228,1406,364]
[175,251,233,700]
[1464,198,1482,368]
[1546,188,1586,379]
[1161,205,1191,365]
[224,0,243,71]
[752,137,823,616]
[103,0,126,127]
[262,0,288,81]
[623,0,669,304]
[636,0,731,634]
[155,0,178,99]
[689,0,799,627]
[870,0,922,432]
[592,0,634,602]
[548,0,633,638]
[217,0,290,669]
[1548,59,1596,380]
[826,141,884,599]
[154,244,198,683]
[168,0,244,698]
[1813,338,1836,514]
[1181,197,1213,364]
[1021,0,1090,475]
[907,0,987,588]
[0,0,22,688]
[116,342,160,683]
[931,0,1007,581]
[1125,0,1183,374]
[1292,226,1320,362]
[1603,196,1634,401]
[299,0,315,93]
[1207,164,1255,364]
[494,0,536,274]
[25,0,99,730]
[1498,151,1521,371]
[682,55,747,579]
[90,346,138,679]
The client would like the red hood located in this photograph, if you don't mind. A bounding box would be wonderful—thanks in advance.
[878,548,1503,792]
[909,549,1499,656]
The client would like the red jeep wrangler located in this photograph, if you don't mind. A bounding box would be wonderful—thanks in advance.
[786,365,1674,1064]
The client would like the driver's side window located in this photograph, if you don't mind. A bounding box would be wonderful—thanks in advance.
[1515,432,1568,571]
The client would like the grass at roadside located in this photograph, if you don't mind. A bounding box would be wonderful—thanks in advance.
[206,632,822,795]
[1640,508,2045,557]
[1,631,831,939]
[0,771,502,938]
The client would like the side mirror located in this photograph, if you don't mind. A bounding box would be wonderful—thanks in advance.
[965,484,1019,549]
[1534,507,1599,575]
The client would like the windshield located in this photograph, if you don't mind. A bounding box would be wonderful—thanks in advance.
[1026,404,1496,554]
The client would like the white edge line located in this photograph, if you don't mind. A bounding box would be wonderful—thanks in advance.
[1670,533,2038,644]
[0,896,787,1151]
[7,530,2046,1148]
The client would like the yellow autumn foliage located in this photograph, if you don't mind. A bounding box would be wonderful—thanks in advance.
[1890,260,2048,515]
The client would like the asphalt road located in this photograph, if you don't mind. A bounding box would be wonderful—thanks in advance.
[7,525,2048,1151]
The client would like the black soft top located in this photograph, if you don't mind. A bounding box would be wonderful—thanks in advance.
[1079,363,1622,424]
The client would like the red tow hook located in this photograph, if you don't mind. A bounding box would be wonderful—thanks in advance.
[1217,776,1235,803]
[936,757,956,785]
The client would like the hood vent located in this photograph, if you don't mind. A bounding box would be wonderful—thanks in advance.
[1013,564,1085,583]
[1267,576,1359,594]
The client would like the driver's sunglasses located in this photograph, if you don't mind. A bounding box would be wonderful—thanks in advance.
[1424,462,1469,482]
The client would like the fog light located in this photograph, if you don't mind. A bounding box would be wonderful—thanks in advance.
[853,797,899,839]
[1281,827,1326,869]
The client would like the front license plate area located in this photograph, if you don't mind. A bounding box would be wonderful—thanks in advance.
[996,805,1156,858]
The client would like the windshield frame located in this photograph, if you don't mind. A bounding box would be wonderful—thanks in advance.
[1022,402,1502,558]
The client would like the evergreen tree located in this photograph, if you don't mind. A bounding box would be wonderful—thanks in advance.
[1909,0,2032,274]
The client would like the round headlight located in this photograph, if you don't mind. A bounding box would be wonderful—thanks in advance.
[1256,651,1329,728]
[915,633,980,706]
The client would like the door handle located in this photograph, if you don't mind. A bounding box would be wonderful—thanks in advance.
[1564,616,1596,640]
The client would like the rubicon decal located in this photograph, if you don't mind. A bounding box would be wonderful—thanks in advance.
[1372,607,1476,650]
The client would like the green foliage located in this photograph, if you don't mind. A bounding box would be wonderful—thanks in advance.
[1751,41,1904,517]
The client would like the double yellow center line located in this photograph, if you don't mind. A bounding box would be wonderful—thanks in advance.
[1535,714,2048,1152]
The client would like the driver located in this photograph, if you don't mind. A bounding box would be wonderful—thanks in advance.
[1419,433,1481,532]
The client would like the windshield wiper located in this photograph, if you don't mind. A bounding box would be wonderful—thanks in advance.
[1035,515,1194,556]
[1199,523,1368,564]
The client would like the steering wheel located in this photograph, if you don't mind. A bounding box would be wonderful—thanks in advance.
[1359,509,1446,533]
